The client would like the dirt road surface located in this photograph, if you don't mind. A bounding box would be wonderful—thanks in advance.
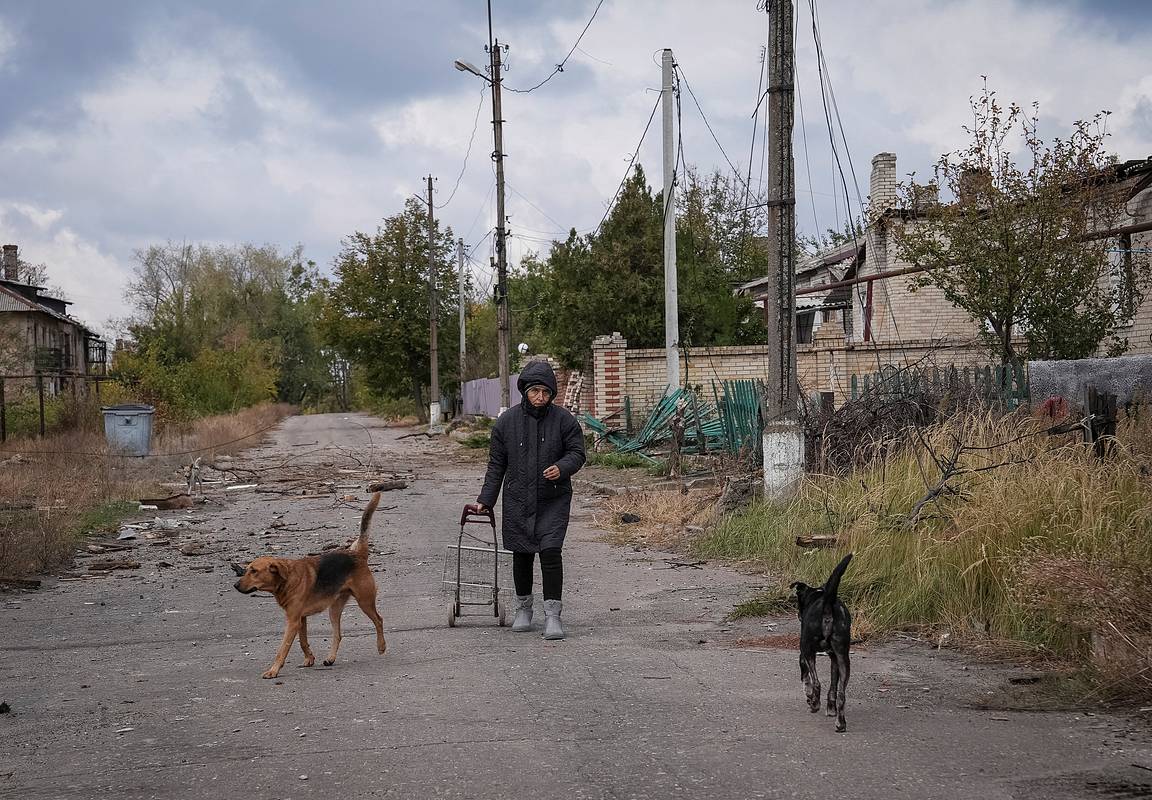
[2,413,1150,799]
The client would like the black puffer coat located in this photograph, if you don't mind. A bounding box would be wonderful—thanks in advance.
[477,361,586,552]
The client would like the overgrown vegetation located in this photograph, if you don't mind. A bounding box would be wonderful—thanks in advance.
[0,403,292,576]
[697,409,1152,703]
[117,243,332,419]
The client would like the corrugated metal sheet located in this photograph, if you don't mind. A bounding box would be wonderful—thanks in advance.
[0,282,95,332]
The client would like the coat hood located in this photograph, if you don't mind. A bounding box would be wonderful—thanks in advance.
[516,360,558,399]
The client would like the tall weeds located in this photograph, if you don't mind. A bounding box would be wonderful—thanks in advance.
[697,410,1152,702]
[0,403,293,575]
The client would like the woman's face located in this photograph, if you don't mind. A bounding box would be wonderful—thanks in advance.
[526,385,552,408]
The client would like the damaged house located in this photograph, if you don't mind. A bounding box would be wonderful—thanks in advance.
[0,244,107,397]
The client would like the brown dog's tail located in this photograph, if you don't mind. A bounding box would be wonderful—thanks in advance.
[821,553,853,614]
[354,492,382,557]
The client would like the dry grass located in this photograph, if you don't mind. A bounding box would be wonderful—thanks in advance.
[697,408,1152,704]
[0,403,294,576]
[594,488,720,549]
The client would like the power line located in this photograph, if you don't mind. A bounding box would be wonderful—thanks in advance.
[506,0,607,94]
[595,92,663,236]
[436,85,488,210]
[505,182,593,235]
[675,63,750,193]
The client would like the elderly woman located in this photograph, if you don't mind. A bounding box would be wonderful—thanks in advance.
[471,361,586,639]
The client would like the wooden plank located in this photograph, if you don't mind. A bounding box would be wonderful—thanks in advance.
[796,534,839,549]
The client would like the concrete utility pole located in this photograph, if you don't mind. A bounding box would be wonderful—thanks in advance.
[457,238,467,413]
[491,40,511,413]
[661,48,680,393]
[427,175,442,432]
[762,0,804,499]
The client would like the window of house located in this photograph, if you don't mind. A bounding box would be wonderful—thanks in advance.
[1110,233,1136,327]
[797,311,815,344]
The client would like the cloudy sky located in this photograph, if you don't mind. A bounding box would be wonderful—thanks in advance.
[0,0,1149,337]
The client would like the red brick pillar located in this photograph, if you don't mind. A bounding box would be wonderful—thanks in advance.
[591,332,627,419]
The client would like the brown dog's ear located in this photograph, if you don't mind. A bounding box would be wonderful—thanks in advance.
[231,563,246,577]
[267,561,286,588]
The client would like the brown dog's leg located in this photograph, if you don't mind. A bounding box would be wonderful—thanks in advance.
[351,583,387,655]
[323,592,351,667]
[264,619,301,679]
[298,616,315,668]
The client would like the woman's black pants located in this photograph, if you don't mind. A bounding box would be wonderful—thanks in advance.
[512,549,563,600]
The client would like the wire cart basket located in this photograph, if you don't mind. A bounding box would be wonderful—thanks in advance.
[443,505,513,627]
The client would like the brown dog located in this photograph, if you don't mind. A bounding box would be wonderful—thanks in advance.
[233,492,387,679]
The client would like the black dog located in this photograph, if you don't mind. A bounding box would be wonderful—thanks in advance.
[791,553,853,732]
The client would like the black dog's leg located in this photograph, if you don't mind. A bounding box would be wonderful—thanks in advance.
[826,655,839,717]
[834,653,849,732]
[803,652,821,713]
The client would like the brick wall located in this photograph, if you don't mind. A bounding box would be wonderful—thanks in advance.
[590,331,1000,421]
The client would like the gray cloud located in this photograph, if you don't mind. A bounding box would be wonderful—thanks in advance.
[0,0,1148,339]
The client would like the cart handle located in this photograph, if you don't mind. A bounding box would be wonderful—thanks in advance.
[461,504,495,525]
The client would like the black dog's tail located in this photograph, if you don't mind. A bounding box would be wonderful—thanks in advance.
[821,553,853,615]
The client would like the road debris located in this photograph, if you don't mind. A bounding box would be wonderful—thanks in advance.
[88,559,141,571]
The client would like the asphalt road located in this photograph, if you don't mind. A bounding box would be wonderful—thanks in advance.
[1,413,1149,800]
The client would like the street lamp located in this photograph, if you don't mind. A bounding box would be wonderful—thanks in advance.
[455,44,510,412]
[454,60,488,81]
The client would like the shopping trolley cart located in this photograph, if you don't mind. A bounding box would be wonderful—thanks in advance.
[443,505,513,627]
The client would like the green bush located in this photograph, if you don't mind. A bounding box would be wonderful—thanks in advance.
[461,433,490,449]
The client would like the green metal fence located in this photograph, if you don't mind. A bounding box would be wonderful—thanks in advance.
[581,379,764,456]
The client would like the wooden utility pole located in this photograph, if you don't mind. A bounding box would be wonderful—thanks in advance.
[765,0,797,419]
[661,48,680,392]
[457,238,467,413]
[762,0,803,499]
[491,40,510,412]
[427,175,441,429]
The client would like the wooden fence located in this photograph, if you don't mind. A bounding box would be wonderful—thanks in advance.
[849,363,1029,409]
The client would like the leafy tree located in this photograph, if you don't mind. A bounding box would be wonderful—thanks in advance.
[119,242,328,414]
[319,198,459,418]
[509,165,768,367]
[896,85,1150,365]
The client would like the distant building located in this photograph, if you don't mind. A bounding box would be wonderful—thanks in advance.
[0,244,107,395]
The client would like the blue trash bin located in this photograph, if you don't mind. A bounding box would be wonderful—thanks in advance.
[101,404,155,456]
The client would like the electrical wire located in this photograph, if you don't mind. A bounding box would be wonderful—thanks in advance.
[594,92,662,236]
[436,85,488,210]
[675,63,750,193]
[506,0,607,94]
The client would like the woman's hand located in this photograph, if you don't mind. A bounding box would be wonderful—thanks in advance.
[543,465,561,481]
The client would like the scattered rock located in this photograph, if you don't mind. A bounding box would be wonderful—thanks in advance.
[367,479,407,492]
[88,559,141,572]
[139,494,194,511]
[715,474,759,518]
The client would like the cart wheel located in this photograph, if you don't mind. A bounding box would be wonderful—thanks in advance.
[497,599,507,627]
[448,602,457,628]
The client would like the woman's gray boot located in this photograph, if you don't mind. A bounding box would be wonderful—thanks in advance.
[542,599,565,640]
[511,594,534,632]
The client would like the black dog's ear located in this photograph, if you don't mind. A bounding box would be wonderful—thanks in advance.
[230,563,246,577]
